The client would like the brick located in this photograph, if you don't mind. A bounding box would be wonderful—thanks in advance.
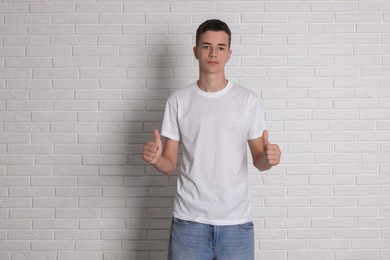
[51,123,97,133]
[7,101,51,111]
[7,144,52,154]
[51,36,97,46]
[0,219,31,229]
[9,187,54,197]
[0,198,31,208]
[171,2,214,13]
[31,240,74,251]
[0,25,27,35]
[28,25,74,35]
[0,47,25,57]
[101,230,147,240]
[310,175,354,186]
[10,209,54,219]
[32,133,77,143]
[55,230,100,240]
[103,252,148,260]
[12,252,56,260]
[75,25,122,35]
[98,122,143,133]
[5,14,50,25]
[288,229,332,239]
[334,34,380,44]
[33,68,79,79]
[76,3,122,13]
[0,176,29,187]
[242,13,286,24]
[52,14,97,24]
[76,240,121,251]
[100,165,144,176]
[262,24,307,34]
[58,252,102,260]
[6,79,52,90]
[99,14,145,24]
[30,3,75,13]
[80,219,125,229]
[53,79,99,89]
[32,219,78,229]
[0,68,31,79]
[336,12,382,23]
[31,177,75,187]
[289,13,334,23]
[32,112,76,122]
[146,14,191,24]
[124,2,169,13]
[306,240,349,250]
[0,241,30,251]
[335,250,379,260]
[260,239,304,250]
[333,164,377,175]
[0,155,33,165]
[53,57,99,68]
[55,144,99,154]
[0,4,29,14]
[358,23,390,33]
[33,198,78,208]
[55,208,99,219]
[123,24,167,35]
[265,2,309,12]
[7,165,51,176]
[4,35,49,46]
[359,2,390,11]
[122,240,167,251]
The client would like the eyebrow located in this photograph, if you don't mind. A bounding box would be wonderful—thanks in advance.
[201,42,228,47]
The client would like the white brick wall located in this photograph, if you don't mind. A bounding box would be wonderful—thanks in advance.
[0,1,389,259]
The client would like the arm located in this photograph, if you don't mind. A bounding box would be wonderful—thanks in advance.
[143,129,180,175]
[248,130,281,172]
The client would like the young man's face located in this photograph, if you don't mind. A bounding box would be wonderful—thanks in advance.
[193,30,232,75]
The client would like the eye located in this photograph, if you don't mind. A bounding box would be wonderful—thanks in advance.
[202,45,210,50]
[219,47,226,51]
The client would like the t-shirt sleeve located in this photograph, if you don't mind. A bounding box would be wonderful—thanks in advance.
[247,98,267,140]
[161,99,181,141]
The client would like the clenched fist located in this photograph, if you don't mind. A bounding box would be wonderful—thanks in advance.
[143,129,163,165]
[262,130,281,166]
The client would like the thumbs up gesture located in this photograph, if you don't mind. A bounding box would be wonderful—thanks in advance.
[143,129,163,165]
[262,130,281,166]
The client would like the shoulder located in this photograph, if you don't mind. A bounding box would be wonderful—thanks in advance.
[230,82,260,106]
[167,83,194,104]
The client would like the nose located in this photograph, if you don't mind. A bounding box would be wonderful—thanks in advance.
[209,47,217,58]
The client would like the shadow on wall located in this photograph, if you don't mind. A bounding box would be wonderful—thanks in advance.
[121,40,182,260]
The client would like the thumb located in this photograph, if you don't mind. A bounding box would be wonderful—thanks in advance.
[153,129,161,144]
[262,130,270,146]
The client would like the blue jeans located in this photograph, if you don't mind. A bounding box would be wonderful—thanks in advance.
[168,217,254,260]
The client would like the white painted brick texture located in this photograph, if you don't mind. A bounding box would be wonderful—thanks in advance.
[0,1,389,260]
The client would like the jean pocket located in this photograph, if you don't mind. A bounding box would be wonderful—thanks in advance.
[173,217,193,225]
[240,221,254,229]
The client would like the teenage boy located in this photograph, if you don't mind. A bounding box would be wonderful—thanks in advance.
[143,19,281,260]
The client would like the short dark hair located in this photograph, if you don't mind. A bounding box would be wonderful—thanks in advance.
[195,19,232,48]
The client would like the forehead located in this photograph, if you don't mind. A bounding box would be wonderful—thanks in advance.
[199,30,229,45]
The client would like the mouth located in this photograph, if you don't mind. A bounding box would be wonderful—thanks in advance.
[207,61,219,65]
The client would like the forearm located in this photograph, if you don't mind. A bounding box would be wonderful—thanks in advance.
[153,154,177,175]
[253,152,273,172]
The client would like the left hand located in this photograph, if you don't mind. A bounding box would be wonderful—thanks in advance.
[262,130,281,166]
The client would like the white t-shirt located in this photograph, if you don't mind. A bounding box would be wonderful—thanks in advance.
[161,81,266,225]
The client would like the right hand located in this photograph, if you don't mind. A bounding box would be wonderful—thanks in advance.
[143,129,163,165]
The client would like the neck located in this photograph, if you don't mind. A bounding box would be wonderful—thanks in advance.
[197,74,228,93]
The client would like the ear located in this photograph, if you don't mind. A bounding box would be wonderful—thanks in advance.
[193,46,198,60]
[227,49,232,61]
